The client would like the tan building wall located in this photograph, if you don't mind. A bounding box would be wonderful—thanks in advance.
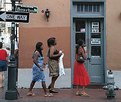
[106,0,121,70]
[19,0,70,68]
[19,0,121,70]
[19,27,70,68]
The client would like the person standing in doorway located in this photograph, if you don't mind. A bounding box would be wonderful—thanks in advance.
[27,42,53,97]
[47,37,62,93]
[73,39,90,96]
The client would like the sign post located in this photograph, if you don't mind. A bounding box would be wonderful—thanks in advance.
[4,0,29,100]
[5,0,17,100]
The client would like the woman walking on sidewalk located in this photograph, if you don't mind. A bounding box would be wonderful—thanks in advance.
[47,37,62,93]
[73,39,90,96]
[27,42,53,97]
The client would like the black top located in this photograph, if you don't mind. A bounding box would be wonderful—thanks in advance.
[48,49,60,61]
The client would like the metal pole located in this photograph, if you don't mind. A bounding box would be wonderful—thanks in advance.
[5,0,18,100]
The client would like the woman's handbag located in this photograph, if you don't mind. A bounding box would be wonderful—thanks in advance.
[76,55,85,63]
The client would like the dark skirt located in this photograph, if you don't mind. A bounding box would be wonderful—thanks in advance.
[48,59,59,77]
[0,60,7,72]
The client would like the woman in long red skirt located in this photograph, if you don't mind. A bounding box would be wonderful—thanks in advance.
[73,39,90,96]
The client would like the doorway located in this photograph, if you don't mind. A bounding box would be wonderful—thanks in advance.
[74,19,105,84]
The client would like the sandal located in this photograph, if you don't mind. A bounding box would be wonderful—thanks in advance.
[49,89,58,93]
[48,93,53,97]
[27,92,35,96]
[44,93,53,97]
[44,94,48,97]
[81,92,89,97]
[76,91,82,96]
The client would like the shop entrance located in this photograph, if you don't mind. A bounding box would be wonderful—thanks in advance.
[74,19,105,84]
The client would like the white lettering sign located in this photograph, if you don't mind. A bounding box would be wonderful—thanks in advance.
[0,11,29,22]
[15,15,27,20]
[6,14,27,20]
[6,14,14,19]
[92,22,99,33]
[91,38,101,44]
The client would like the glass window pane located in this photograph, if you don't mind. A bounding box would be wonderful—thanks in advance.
[76,3,100,13]
[91,46,101,57]
[96,5,100,12]
[89,4,92,12]
[85,4,88,12]
[81,4,83,12]
[76,21,85,31]
[76,33,85,44]
[77,4,80,12]
[93,4,97,12]
[91,33,101,38]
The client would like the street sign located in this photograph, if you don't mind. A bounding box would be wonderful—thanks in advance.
[0,11,29,23]
[15,5,38,13]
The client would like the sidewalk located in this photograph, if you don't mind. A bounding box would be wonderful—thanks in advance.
[0,88,121,102]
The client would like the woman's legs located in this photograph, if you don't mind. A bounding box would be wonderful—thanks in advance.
[82,86,85,92]
[29,81,36,92]
[27,81,36,96]
[75,85,81,95]
[42,81,53,96]
[51,76,58,89]
[41,81,47,95]
[81,86,89,96]
[48,76,59,92]
[76,85,79,93]
[75,85,89,96]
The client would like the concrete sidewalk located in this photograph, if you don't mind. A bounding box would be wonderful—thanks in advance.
[0,88,121,102]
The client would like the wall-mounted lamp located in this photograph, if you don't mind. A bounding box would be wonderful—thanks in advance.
[45,9,50,22]
[41,9,50,22]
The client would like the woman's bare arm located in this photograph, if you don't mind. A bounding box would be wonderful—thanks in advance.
[33,51,43,71]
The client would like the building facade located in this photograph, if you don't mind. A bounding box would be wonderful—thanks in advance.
[17,0,121,88]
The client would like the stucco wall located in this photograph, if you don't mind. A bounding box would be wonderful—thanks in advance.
[20,0,70,27]
[19,0,71,68]
[106,0,121,70]
[19,27,70,68]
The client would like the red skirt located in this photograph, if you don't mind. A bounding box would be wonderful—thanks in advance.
[73,61,90,86]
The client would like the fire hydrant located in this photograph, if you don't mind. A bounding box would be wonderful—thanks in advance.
[103,70,119,99]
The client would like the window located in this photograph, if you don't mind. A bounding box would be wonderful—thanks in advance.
[76,3,100,13]
[77,4,80,12]
[91,46,101,57]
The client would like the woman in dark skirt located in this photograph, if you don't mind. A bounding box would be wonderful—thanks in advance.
[47,37,62,93]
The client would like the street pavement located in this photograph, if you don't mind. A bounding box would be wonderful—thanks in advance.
[0,88,121,102]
